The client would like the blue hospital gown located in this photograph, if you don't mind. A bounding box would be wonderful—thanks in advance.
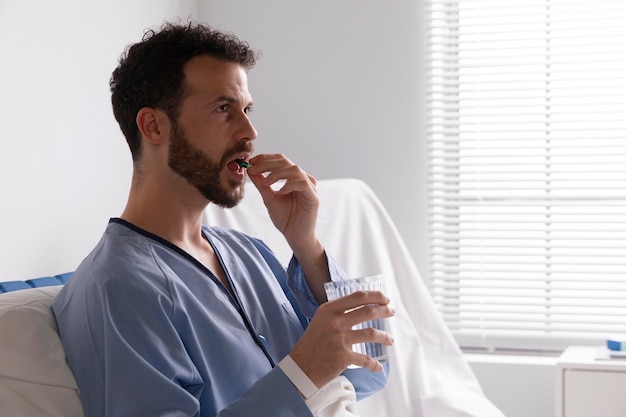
[52,218,388,417]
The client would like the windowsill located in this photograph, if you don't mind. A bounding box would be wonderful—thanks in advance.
[464,351,559,366]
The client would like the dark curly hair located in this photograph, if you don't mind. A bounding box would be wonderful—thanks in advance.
[110,22,259,160]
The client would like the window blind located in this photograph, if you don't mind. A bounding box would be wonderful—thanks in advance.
[425,0,626,352]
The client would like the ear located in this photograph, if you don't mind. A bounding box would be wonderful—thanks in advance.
[136,107,170,144]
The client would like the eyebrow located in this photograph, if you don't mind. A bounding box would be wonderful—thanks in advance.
[214,95,254,108]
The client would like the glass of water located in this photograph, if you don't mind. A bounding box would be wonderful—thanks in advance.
[324,274,389,363]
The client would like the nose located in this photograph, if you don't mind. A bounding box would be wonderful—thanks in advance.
[240,112,257,142]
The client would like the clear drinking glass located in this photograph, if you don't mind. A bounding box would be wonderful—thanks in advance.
[324,274,389,363]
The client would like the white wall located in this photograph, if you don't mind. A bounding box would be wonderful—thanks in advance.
[0,0,198,280]
[468,354,557,417]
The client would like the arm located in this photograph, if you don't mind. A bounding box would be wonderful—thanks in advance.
[251,236,390,399]
[246,154,329,303]
[247,155,394,389]
[285,255,391,400]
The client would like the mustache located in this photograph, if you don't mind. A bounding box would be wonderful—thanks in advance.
[221,142,254,165]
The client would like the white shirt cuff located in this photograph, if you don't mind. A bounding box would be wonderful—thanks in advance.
[305,376,359,417]
[278,354,319,399]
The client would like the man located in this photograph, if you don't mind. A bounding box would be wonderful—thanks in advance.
[52,22,394,416]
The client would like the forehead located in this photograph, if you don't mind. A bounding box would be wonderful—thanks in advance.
[182,55,251,102]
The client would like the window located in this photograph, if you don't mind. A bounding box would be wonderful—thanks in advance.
[426,0,626,352]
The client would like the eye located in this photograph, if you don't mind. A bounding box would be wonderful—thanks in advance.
[217,104,228,113]
[244,105,253,115]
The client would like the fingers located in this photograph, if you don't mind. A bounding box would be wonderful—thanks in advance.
[318,290,395,350]
[247,153,315,192]
[322,293,395,349]
[350,326,394,348]
[338,325,394,373]
[349,353,386,372]
[245,153,319,246]
[247,153,294,177]
[290,290,394,387]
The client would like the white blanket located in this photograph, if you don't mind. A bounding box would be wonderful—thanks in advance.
[205,178,505,417]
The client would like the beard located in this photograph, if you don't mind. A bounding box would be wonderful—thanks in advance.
[167,120,250,208]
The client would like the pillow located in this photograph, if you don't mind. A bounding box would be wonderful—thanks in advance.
[0,286,84,417]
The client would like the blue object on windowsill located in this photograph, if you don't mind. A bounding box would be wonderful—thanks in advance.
[607,339,626,351]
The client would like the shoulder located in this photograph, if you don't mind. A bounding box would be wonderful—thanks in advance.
[55,222,174,308]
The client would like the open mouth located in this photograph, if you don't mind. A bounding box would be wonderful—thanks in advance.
[226,157,251,173]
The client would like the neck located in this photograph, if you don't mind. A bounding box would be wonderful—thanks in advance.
[121,171,228,286]
[121,172,208,249]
